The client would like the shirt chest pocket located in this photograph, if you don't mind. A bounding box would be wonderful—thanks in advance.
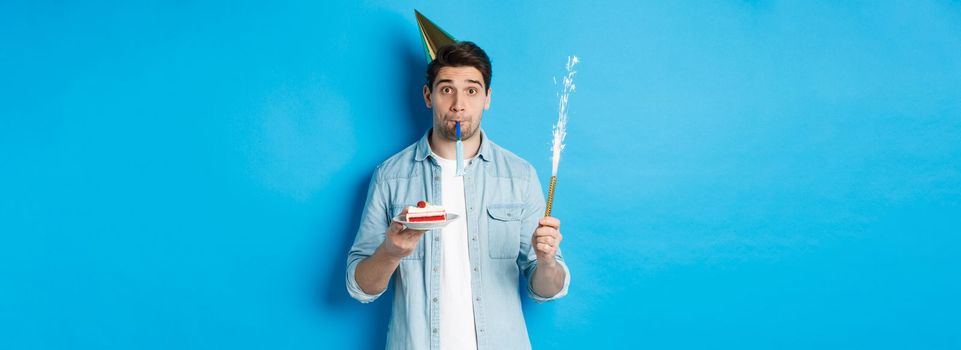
[391,204,425,260]
[486,204,523,259]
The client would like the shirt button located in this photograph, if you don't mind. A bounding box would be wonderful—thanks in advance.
[473,267,478,272]
[479,329,484,332]
[472,236,477,241]
[434,176,441,181]
[433,267,438,272]
[433,328,438,333]
[475,297,481,302]
[433,297,438,302]
[434,236,440,241]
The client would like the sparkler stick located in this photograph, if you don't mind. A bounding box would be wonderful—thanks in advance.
[544,176,558,217]
[544,56,578,217]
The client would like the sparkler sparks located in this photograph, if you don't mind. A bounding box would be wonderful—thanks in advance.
[551,55,578,176]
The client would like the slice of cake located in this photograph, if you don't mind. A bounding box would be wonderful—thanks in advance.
[406,201,446,222]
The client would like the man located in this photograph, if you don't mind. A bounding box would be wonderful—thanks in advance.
[346,41,570,350]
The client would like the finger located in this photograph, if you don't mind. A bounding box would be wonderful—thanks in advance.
[387,221,404,235]
[539,240,556,250]
[403,228,428,237]
[536,243,555,255]
[538,216,560,229]
[533,226,560,239]
[536,236,555,245]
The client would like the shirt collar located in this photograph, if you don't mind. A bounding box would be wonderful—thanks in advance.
[414,128,493,163]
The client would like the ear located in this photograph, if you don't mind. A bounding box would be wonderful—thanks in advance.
[423,85,432,108]
[484,88,492,110]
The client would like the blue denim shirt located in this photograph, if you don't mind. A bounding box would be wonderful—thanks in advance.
[346,129,571,350]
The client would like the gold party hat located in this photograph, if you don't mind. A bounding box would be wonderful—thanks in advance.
[415,10,457,62]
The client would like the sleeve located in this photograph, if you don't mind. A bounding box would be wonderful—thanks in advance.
[345,167,390,303]
[517,164,571,303]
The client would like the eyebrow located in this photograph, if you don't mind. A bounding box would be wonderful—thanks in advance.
[434,79,485,88]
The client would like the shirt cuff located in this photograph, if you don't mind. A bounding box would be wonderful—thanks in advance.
[527,258,571,303]
[346,258,386,303]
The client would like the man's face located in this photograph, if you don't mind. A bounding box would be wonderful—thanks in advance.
[423,66,491,142]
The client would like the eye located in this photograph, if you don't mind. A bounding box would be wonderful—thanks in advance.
[441,86,453,94]
[468,88,477,95]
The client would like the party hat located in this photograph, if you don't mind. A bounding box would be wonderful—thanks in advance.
[415,10,457,62]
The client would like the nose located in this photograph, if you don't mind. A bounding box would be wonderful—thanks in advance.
[449,92,465,113]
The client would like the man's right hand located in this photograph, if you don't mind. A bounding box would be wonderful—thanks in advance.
[355,209,427,296]
[381,209,427,259]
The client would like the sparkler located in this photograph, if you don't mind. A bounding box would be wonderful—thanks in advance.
[545,55,579,217]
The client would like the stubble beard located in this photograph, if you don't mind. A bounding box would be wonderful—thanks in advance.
[435,117,480,142]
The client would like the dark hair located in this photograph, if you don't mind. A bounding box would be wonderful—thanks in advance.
[425,41,492,94]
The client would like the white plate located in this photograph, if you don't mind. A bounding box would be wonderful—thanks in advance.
[392,213,459,230]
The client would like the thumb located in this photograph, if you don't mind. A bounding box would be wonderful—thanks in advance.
[387,221,404,236]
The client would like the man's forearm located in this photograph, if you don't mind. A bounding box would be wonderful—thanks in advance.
[355,245,402,295]
[531,259,566,298]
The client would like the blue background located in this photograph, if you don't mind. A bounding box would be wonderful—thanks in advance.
[2,1,960,349]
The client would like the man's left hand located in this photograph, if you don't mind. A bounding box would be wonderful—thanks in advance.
[532,216,563,266]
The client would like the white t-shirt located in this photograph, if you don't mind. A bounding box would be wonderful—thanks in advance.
[433,153,477,350]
